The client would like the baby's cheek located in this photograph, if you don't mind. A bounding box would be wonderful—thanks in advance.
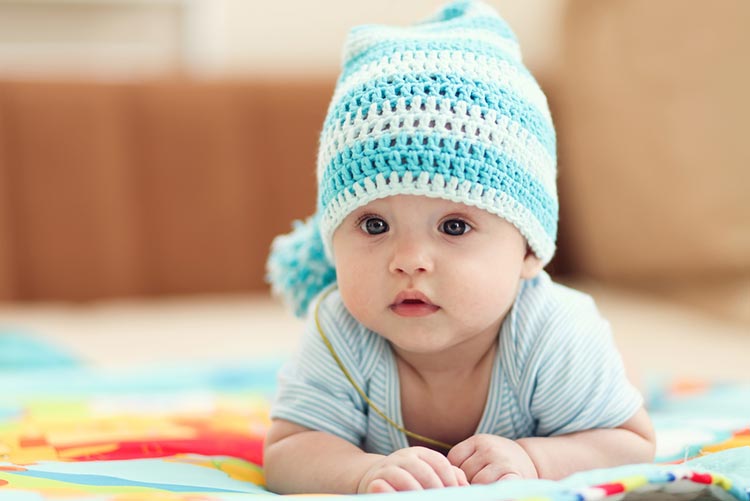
[464,274,519,320]
[336,270,381,324]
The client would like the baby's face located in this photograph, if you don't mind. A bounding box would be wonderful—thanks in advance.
[331,194,542,357]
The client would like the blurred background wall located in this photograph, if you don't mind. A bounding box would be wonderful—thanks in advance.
[0,0,748,329]
[0,0,568,302]
[0,0,564,78]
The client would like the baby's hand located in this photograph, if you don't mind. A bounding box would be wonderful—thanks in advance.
[448,434,538,484]
[358,446,469,493]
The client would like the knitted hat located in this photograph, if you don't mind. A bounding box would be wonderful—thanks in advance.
[268,0,558,317]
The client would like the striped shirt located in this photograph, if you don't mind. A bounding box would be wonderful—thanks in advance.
[270,271,643,455]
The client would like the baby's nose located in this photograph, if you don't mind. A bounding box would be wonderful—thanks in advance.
[388,238,434,275]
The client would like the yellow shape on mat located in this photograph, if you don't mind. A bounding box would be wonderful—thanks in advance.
[619,475,649,491]
[4,445,59,464]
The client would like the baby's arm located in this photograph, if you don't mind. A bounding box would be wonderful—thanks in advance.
[516,407,656,480]
[264,418,468,494]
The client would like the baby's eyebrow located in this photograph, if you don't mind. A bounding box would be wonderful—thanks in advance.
[352,205,374,215]
[350,206,382,219]
[444,205,482,218]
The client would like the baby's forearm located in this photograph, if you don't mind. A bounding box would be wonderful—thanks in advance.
[517,426,655,480]
[264,430,381,494]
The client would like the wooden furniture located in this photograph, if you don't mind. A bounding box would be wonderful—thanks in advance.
[0,79,332,300]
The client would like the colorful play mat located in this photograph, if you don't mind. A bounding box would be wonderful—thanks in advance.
[1,332,749,500]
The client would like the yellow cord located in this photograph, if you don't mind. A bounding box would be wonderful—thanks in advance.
[314,287,454,452]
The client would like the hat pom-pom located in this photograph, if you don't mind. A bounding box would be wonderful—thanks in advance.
[266,215,337,318]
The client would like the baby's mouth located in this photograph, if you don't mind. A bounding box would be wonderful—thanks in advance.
[390,292,440,317]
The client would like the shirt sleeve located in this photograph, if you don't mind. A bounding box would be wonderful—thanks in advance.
[524,293,644,437]
[269,289,369,447]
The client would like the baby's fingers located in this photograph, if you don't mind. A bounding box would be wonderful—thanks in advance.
[472,464,519,485]
[447,437,477,468]
[372,467,423,492]
[366,479,396,493]
[451,452,486,484]
[454,466,469,486]
[415,449,464,488]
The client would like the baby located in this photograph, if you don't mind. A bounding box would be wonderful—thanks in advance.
[264,0,655,494]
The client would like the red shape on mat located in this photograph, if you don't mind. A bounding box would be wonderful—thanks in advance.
[58,436,264,466]
[49,417,266,465]
[594,483,626,496]
[690,473,713,484]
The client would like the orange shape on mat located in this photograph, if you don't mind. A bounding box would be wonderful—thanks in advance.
[58,443,120,460]
[702,434,750,453]
[670,379,710,396]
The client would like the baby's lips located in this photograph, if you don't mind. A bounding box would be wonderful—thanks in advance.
[392,289,435,306]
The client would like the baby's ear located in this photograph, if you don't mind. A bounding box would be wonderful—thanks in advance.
[521,249,543,279]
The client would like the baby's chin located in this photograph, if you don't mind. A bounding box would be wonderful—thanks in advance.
[380,327,470,355]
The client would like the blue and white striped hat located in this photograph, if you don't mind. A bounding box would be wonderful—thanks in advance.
[268,0,558,317]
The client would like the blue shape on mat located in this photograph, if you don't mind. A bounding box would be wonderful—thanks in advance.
[21,458,267,494]
[0,332,80,370]
[687,447,750,479]
[7,469,248,494]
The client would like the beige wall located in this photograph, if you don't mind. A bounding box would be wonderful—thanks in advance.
[0,0,565,78]
[212,0,566,77]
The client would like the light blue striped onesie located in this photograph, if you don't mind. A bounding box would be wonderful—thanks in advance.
[270,271,643,455]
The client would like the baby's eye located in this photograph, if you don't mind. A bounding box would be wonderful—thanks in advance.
[360,217,389,235]
[441,219,472,236]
